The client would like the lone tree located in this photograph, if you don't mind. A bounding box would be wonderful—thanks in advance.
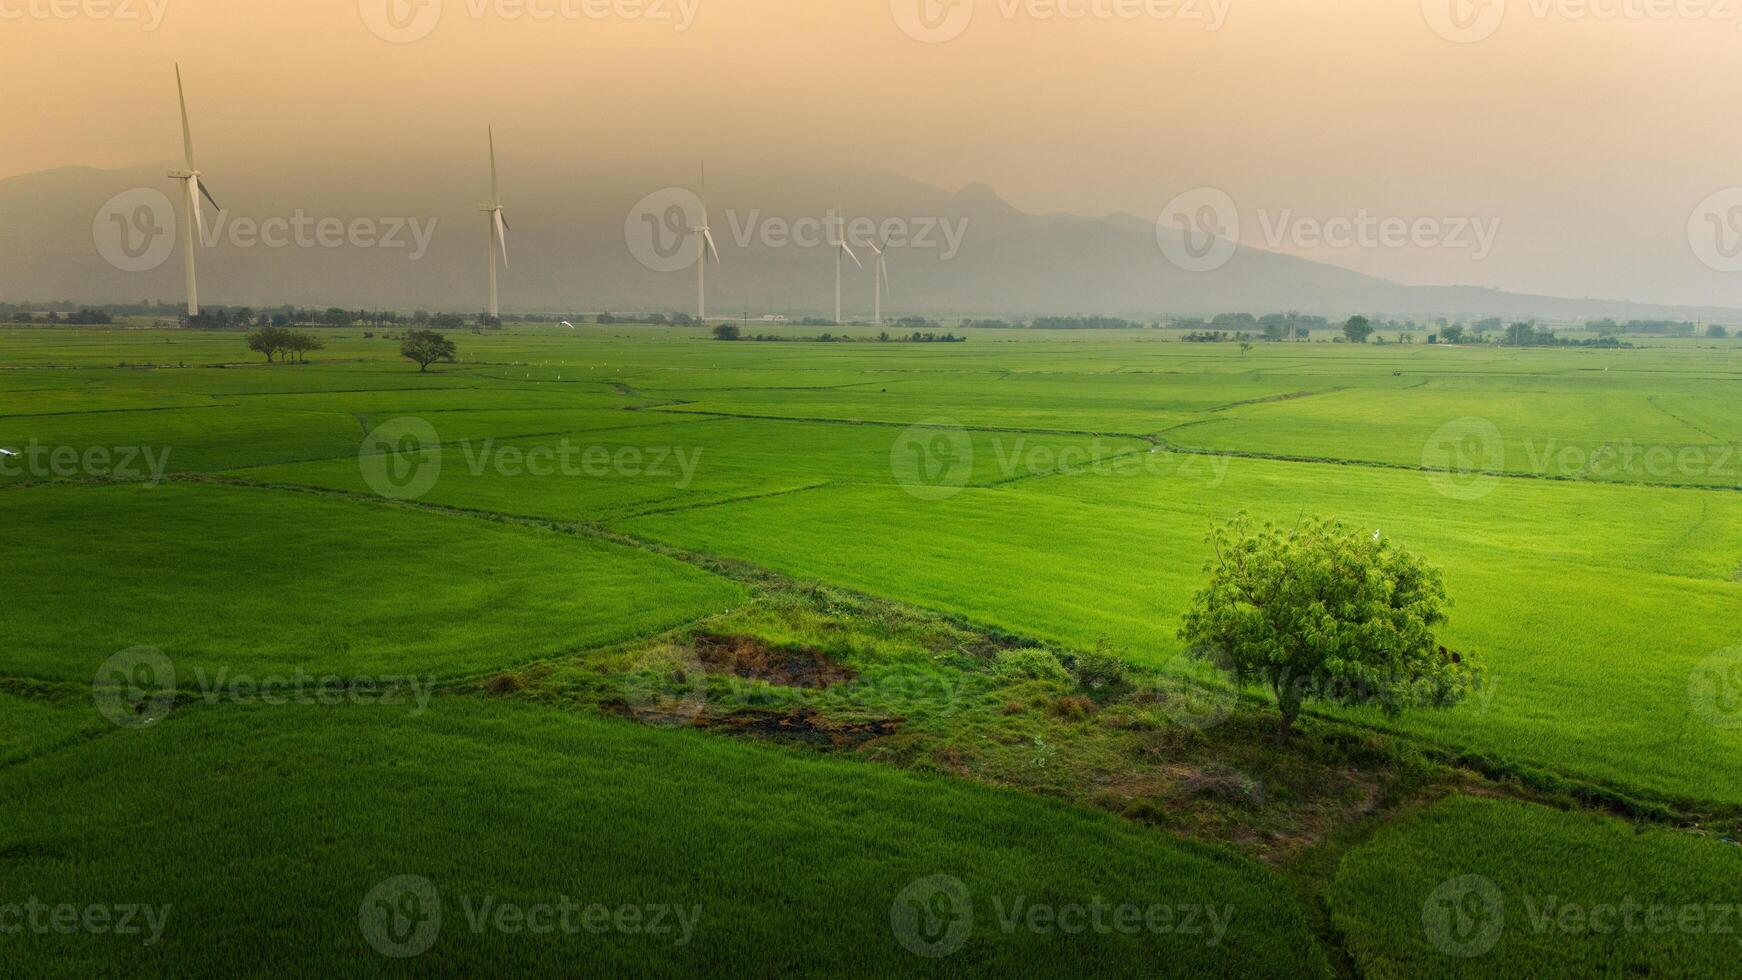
[1178,514,1480,740]
[712,323,741,341]
[400,330,457,372]
[1343,316,1374,344]
[247,326,294,362]
[283,332,324,363]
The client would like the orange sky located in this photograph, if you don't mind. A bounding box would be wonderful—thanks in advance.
[5,0,1742,305]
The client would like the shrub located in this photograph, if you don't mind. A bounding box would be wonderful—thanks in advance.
[994,648,1071,684]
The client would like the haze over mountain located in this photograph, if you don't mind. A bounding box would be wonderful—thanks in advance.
[4,159,1736,324]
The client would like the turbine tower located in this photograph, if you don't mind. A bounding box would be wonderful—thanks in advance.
[830,207,861,325]
[690,163,720,320]
[481,127,510,320]
[869,237,891,326]
[167,64,221,318]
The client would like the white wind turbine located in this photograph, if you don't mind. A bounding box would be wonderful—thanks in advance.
[167,64,221,317]
[830,207,861,325]
[690,163,721,321]
[868,236,891,326]
[480,127,510,320]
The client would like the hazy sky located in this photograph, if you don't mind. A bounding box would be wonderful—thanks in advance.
[7,0,1742,307]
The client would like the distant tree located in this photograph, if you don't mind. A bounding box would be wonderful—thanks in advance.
[1706,324,1730,339]
[1178,515,1480,740]
[712,323,742,341]
[284,332,324,363]
[1342,316,1374,344]
[400,330,457,372]
[1440,324,1466,344]
[247,327,293,362]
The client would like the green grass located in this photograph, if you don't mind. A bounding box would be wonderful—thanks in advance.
[0,699,1328,977]
[1330,796,1742,978]
[0,481,743,683]
[7,323,1742,975]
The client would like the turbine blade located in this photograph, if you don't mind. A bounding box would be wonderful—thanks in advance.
[494,211,509,267]
[188,177,206,245]
[880,257,890,290]
[704,229,721,264]
[489,126,499,204]
[843,243,862,269]
[176,64,195,168]
[198,179,221,212]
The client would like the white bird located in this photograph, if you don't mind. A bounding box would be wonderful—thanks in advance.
[167,64,222,317]
[1373,530,1383,542]
[0,448,18,458]
[561,321,575,329]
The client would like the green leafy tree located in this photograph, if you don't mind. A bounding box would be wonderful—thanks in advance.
[1178,514,1480,739]
[247,327,293,362]
[1342,316,1374,344]
[400,330,458,372]
[712,323,742,341]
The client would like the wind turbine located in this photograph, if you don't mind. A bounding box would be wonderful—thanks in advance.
[481,127,510,321]
[868,236,891,326]
[690,163,720,321]
[167,64,221,317]
[830,206,861,325]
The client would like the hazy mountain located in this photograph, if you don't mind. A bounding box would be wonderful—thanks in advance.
[4,160,1736,324]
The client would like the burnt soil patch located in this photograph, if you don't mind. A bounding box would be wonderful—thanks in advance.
[691,633,858,689]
